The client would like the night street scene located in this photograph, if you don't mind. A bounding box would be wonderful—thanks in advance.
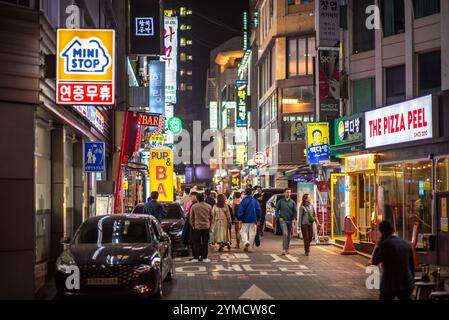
[1,0,449,316]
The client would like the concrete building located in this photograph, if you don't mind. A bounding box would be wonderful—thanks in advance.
[252,0,316,189]
[0,0,127,299]
[206,37,244,192]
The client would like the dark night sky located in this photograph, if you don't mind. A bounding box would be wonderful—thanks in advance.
[189,0,250,118]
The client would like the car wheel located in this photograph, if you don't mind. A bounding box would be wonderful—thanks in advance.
[150,276,163,300]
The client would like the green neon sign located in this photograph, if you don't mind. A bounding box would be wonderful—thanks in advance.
[167,117,183,134]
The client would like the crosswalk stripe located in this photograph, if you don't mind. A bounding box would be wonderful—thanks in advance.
[315,246,338,255]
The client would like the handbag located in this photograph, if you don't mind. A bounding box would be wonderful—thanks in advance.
[255,228,261,247]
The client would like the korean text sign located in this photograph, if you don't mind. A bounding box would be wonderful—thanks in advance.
[84,142,105,172]
[306,123,330,164]
[334,114,364,146]
[57,29,115,105]
[365,95,435,149]
[149,149,174,202]
[161,16,178,104]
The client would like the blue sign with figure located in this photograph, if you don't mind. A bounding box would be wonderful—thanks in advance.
[84,142,105,172]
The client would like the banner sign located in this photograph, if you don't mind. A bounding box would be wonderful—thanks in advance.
[149,135,165,149]
[84,142,105,172]
[334,114,364,146]
[130,0,162,55]
[318,49,340,121]
[210,101,218,131]
[365,95,435,149]
[306,123,330,164]
[57,29,115,105]
[316,0,340,48]
[73,105,105,133]
[149,149,174,202]
[161,16,178,104]
[149,61,165,114]
[236,80,248,127]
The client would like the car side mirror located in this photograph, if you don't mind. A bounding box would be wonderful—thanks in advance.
[60,236,71,245]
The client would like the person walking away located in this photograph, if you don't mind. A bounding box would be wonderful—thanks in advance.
[205,189,216,207]
[275,188,297,255]
[189,193,213,262]
[237,188,261,253]
[231,192,243,249]
[299,194,319,256]
[145,191,167,222]
[372,220,415,300]
[212,194,232,252]
[180,187,191,210]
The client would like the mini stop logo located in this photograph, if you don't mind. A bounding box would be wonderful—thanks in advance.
[60,37,111,74]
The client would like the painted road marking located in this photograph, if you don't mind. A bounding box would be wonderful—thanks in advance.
[239,285,273,300]
[354,262,368,270]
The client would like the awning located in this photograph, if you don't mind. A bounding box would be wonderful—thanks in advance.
[330,142,365,156]
[278,164,312,180]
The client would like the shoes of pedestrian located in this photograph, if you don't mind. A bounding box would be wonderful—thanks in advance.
[305,252,309,256]
[227,244,231,250]
[286,251,290,255]
[199,258,203,262]
[191,259,199,262]
[244,243,250,252]
[281,251,286,255]
[188,257,196,261]
[203,258,211,263]
[218,245,224,252]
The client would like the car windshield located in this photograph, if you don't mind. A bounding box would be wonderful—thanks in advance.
[163,204,184,220]
[74,218,150,244]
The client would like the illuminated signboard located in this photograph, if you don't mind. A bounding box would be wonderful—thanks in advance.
[149,149,174,202]
[138,113,165,135]
[73,105,105,133]
[253,152,267,166]
[57,29,115,105]
[149,61,165,114]
[236,80,248,127]
[365,95,435,149]
[210,101,218,130]
[334,114,364,146]
[167,117,183,134]
[161,16,178,104]
[306,122,330,164]
[129,0,162,55]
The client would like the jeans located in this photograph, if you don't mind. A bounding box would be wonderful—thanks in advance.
[240,223,257,248]
[280,220,292,251]
[192,229,209,260]
[301,224,314,253]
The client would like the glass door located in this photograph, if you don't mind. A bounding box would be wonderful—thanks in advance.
[359,172,376,242]
[331,174,352,240]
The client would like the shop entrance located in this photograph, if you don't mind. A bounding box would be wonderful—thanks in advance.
[436,192,449,266]
[331,171,377,243]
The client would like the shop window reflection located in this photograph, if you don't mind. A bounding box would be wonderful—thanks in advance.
[378,163,404,239]
[404,161,432,241]
[436,158,449,192]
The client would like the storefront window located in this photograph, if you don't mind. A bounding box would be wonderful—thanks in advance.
[378,163,404,239]
[404,161,432,241]
[436,158,449,192]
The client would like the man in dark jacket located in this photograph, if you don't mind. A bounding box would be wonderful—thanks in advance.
[205,189,216,207]
[372,220,415,300]
[275,188,297,255]
[237,188,261,252]
[145,191,167,222]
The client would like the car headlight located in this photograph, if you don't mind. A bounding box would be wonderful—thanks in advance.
[56,251,76,274]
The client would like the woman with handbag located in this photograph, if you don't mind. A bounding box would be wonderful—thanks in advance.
[212,194,232,252]
[299,194,320,256]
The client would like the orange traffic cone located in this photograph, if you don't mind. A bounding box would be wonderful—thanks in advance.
[341,232,357,255]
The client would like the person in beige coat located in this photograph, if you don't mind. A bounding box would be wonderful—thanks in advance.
[212,194,232,252]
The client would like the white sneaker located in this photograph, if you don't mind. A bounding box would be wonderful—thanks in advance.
[203,258,211,263]
[190,259,199,262]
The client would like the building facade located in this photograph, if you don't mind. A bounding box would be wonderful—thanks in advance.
[0,0,127,298]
